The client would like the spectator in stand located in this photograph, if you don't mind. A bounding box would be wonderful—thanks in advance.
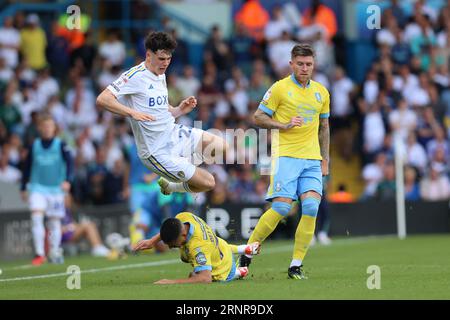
[231,23,257,77]
[404,165,421,201]
[264,5,292,44]
[98,30,126,68]
[405,131,428,174]
[361,152,386,200]
[204,25,233,86]
[234,0,270,43]
[302,0,337,43]
[426,125,448,162]
[361,98,387,164]
[330,66,355,161]
[86,145,109,205]
[20,14,47,71]
[0,16,21,70]
[417,107,440,147]
[267,30,297,78]
[65,76,97,131]
[375,160,396,201]
[0,149,22,183]
[389,98,418,142]
[420,162,450,201]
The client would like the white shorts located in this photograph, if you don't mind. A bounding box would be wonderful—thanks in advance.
[141,124,204,182]
[29,193,65,218]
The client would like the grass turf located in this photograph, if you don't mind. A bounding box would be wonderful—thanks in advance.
[1,234,450,300]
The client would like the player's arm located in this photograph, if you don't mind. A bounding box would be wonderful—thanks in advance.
[319,117,330,176]
[132,233,161,251]
[60,142,73,193]
[96,88,155,122]
[253,109,303,130]
[154,269,212,284]
[168,96,197,118]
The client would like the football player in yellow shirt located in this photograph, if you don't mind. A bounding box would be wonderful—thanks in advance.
[239,44,330,280]
[133,212,260,284]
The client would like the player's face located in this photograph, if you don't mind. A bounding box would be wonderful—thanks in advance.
[290,55,314,84]
[147,49,172,75]
[167,234,185,249]
[39,119,56,140]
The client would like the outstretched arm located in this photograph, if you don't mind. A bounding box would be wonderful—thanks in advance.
[132,233,162,251]
[154,269,212,284]
[319,117,330,176]
[253,109,303,130]
[96,89,155,121]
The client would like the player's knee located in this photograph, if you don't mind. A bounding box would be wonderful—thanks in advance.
[301,197,321,218]
[203,174,215,191]
[272,201,291,217]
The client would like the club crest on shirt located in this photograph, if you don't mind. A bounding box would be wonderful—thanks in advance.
[262,88,272,103]
[275,182,281,192]
[315,92,322,103]
[195,252,207,265]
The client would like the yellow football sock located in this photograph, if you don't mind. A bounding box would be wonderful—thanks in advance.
[293,215,317,261]
[248,208,284,244]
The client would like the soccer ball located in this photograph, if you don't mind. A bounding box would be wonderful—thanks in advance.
[105,233,130,259]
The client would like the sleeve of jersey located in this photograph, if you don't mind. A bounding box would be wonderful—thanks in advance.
[320,88,330,119]
[258,82,281,117]
[191,244,213,273]
[107,72,139,99]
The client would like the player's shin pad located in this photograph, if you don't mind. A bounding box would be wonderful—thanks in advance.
[293,215,316,261]
[248,208,284,244]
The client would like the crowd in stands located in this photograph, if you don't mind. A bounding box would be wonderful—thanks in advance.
[0,0,449,208]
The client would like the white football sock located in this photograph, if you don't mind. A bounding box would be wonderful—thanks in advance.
[167,182,192,193]
[290,259,302,268]
[31,214,45,257]
[236,245,247,254]
[47,218,62,256]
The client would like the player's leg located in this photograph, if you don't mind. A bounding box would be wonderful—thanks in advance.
[29,193,47,265]
[157,130,226,193]
[46,194,66,264]
[240,157,302,267]
[289,160,323,279]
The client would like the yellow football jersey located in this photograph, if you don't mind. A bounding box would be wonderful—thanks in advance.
[176,212,233,282]
[259,74,330,159]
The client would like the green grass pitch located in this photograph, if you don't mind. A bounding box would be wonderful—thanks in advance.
[1,235,450,300]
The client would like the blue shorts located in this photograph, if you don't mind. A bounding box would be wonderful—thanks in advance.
[266,157,323,201]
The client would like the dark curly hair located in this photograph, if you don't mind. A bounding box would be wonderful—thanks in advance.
[144,31,177,54]
[160,218,183,244]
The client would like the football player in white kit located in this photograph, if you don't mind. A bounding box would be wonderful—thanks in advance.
[97,31,226,195]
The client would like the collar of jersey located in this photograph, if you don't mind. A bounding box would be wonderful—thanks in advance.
[186,222,194,242]
[143,62,165,81]
[290,73,311,88]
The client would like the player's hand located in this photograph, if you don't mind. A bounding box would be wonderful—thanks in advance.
[179,96,197,114]
[20,191,28,202]
[130,110,156,122]
[284,116,304,129]
[321,159,329,176]
[132,239,155,252]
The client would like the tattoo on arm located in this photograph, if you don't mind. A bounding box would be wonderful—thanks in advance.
[254,109,286,130]
[319,118,330,161]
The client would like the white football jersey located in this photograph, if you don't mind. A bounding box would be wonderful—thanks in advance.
[107,62,175,158]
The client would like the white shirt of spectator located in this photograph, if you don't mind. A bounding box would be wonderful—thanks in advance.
[376,28,397,46]
[405,86,430,108]
[107,62,175,159]
[362,162,384,197]
[364,111,385,153]
[388,108,417,141]
[36,76,60,109]
[268,39,297,74]
[176,76,201,98]
[405,142,428,172]
[420,175,450,201]
[0,66,14,82]
[99,40,126,67]
[265,18,291,42]
[65,84,97,129]
[0,26,20,68]
[363,79,379,105]
[332,77,353,117]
